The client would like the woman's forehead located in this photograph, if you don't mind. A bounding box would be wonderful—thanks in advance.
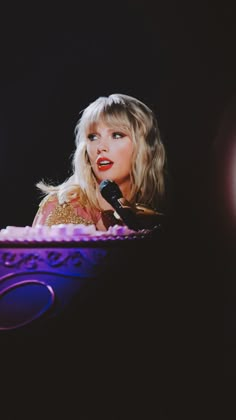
[86,114,130,131]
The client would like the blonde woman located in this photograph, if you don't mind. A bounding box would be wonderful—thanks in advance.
[32,93,167,231]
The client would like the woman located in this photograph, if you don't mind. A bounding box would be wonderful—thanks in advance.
[32,93,167,231]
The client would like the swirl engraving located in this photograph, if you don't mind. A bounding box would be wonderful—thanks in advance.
[0,248,107,271]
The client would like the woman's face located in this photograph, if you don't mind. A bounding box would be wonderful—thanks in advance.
[86,120,134,193]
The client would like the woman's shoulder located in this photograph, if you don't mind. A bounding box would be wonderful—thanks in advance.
[32,193,100,227]
[38,193,58,207]
[32,193,59,226]
[37,193,60,215]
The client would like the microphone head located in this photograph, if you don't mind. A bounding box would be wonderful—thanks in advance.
[99,179,122,204]
[99,179,140,230]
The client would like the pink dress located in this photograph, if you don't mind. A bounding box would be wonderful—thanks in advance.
[32,194,100,227]
[32,194,123,231]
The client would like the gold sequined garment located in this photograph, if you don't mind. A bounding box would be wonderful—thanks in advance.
[45,202,94,227]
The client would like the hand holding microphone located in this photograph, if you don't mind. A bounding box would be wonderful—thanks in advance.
[99,179,164,231]
[99,179,140,231]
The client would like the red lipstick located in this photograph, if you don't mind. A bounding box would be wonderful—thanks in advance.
[96,157,113,171]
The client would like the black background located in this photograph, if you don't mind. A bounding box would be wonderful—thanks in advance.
[0,1,234,230]
[0,1,235,419]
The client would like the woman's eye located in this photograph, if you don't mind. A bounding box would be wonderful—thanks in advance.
[112,132,125,139]
[87,133,97,141]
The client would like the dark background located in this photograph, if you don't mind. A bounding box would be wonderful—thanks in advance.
[0,1,235,419]
[0,1,235,230]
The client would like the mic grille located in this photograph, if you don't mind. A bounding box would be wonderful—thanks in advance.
[99,179,122,203]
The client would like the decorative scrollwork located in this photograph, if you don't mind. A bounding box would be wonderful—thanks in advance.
[46,250,83,267]
[0,251,40,269]
[0,248,107,271]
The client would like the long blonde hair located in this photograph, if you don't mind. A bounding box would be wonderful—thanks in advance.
[36,93,167,211]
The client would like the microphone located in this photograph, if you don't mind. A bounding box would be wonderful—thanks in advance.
[99,179,140,231]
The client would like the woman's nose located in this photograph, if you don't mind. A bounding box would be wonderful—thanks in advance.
[97,138,109,153]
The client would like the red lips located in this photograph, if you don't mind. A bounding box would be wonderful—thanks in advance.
[96,157,114,171]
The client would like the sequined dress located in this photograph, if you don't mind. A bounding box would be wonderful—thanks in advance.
[32,194,123,230]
